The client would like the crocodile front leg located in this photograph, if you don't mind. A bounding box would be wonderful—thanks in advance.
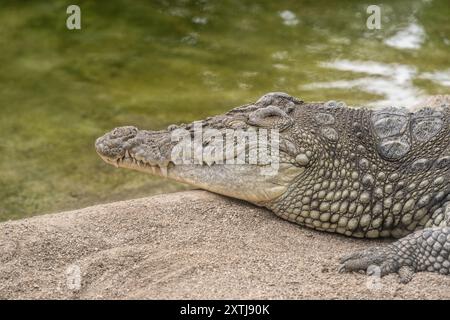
[339,226,450,283]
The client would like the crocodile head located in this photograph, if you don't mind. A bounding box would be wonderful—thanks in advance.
[95,93,319,206]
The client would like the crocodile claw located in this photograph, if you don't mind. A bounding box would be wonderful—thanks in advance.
[338,227,450,283]
[338,246,396,276]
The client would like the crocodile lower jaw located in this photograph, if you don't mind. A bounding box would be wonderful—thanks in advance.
[100,151,303,204]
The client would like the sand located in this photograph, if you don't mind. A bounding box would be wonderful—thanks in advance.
[0,190,449,299]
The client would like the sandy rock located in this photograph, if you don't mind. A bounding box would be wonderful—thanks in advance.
[0,190,449,299]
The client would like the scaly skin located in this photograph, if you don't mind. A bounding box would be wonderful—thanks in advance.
[96,93,450,283]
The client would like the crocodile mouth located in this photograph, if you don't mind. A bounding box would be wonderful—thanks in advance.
[95,124,306,204]
[96,125,285,175]
[99,151,173,177]
[100,146,286,180]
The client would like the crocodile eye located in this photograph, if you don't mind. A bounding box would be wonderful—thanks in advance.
[248,106,286,125]
[247,105,293,130]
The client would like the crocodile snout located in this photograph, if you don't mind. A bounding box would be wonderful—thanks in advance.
[95,126,138,160]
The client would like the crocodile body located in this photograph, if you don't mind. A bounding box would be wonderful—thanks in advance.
[96,93,450,283]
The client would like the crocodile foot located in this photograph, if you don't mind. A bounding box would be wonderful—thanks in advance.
[338,227,450,283]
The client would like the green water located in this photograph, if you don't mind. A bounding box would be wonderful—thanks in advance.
[1,0,449,221]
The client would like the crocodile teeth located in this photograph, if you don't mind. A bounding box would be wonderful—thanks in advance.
[159,165,168,177]
[203,157,214,166]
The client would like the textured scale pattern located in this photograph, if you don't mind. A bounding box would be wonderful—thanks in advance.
[267,101,450,241]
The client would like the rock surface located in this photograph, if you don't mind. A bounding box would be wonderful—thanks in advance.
[1,190,449,299]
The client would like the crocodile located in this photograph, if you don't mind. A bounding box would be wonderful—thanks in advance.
[95,93,450,283]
